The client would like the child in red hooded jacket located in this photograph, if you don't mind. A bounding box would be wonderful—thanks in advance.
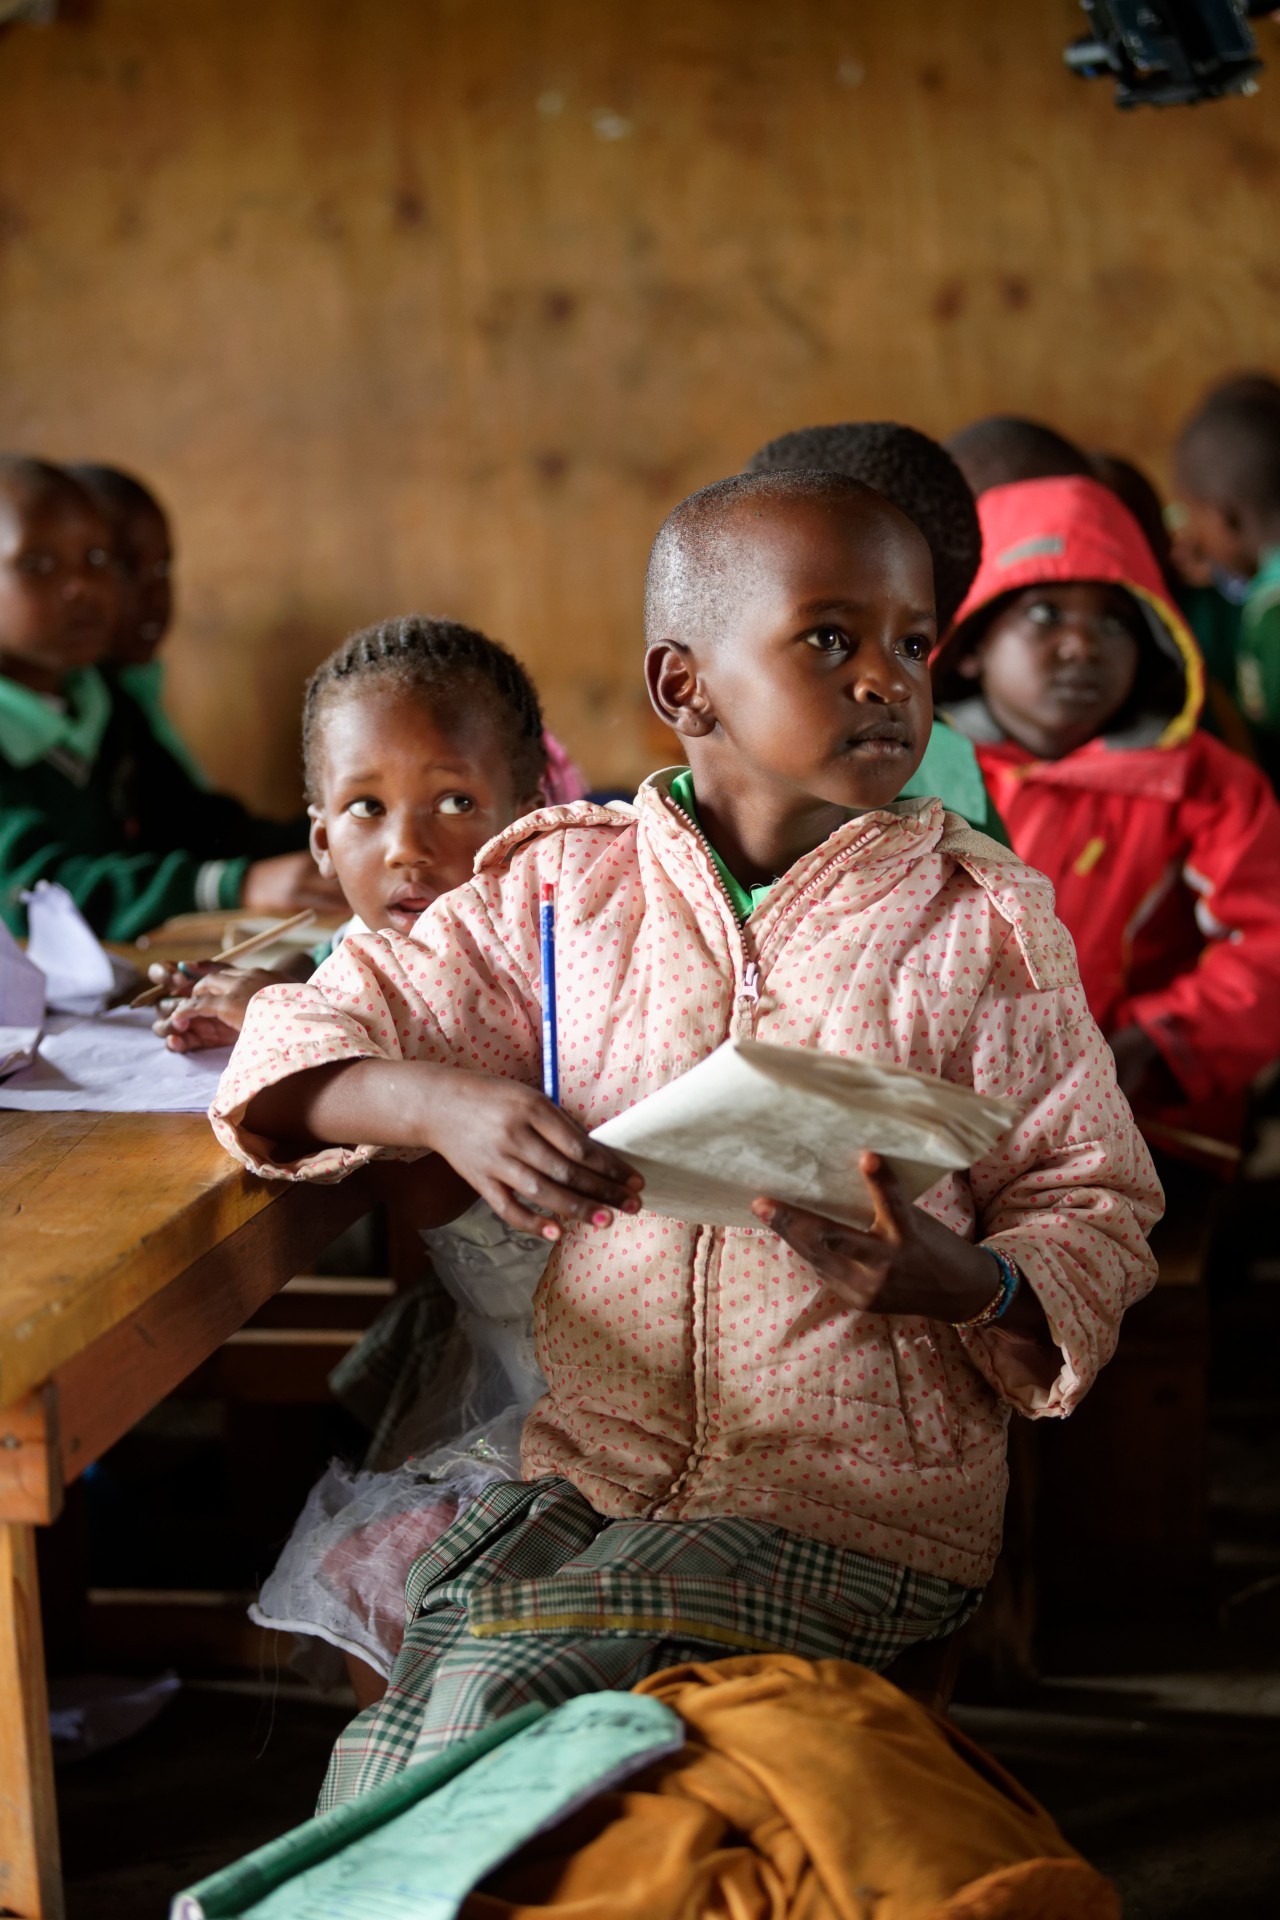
[935,474,1280,1153]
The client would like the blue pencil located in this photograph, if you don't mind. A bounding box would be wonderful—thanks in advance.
[539,883,560,1105]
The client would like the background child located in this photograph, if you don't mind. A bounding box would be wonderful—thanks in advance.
[745,419,1006,841]
[68,461,208,785]
[934,473,1280,1149]
[0,454,341,937]
[151,621,587,1047]
[1173,375,1280,781]
[945,415,1093,496]
[216,615,561,1695]
[212,469,1158,1804]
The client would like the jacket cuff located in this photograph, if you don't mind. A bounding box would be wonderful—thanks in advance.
[194,856,251,912]
[953,1242,1092,1419]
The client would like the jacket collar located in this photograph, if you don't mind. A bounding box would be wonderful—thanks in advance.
[0,666,112,775]
[636,768,948,928]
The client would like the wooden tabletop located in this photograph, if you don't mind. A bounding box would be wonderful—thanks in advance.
[0,1111,286,1410]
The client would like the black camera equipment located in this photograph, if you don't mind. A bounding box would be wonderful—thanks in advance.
[1064,0,1268,107]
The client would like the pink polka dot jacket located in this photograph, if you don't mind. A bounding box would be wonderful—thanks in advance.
[211,774,1161,1587]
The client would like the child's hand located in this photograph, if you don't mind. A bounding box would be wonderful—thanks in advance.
[154,967,278,1051]
[242,851,347,915]
[1109,1025,1184,1110]
[418,1072,644,1242]
[751,1151,1007,1322]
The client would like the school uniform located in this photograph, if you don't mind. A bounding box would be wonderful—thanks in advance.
[114,659,210,787]
[938,477,1280,1151]
[0,664,305,939]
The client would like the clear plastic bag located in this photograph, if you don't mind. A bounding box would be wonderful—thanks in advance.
[251,1203,552,1684]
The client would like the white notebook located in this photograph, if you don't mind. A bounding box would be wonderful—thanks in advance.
[590,1038,1019,1232]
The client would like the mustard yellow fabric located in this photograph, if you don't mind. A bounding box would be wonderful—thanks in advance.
[462,1656,1118,1920]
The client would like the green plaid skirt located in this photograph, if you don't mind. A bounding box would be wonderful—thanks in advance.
[319,1477,980,1808]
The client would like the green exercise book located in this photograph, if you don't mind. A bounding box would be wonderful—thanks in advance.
[170,1692,684,1920]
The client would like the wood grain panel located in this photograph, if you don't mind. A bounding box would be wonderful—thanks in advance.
[0,1113,284,1407]
[1,1,1278,810]
[0,1522,62,1920]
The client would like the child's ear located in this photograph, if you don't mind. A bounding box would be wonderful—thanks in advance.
[644,640,717,738]
[308,806,336,877]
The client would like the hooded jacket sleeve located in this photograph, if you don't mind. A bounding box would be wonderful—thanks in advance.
[926,863,1162,1419]
[209,860,544,1180]
[1116,735,1280,1106]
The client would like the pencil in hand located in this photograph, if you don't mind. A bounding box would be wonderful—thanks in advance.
[127,909,316,1009]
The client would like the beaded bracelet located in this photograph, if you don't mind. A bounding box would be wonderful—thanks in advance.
[952,1247,1021,1331]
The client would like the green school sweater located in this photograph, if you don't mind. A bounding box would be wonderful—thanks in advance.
[1235,550,1280,741]
[0,666,306,940]
[115,659,210,787]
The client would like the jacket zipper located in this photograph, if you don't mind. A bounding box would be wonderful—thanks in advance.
[670,797,762,1027]
[659,797,764,1515]
[656,793,925,1516]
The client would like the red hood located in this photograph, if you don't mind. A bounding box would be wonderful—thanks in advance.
[934,474,1204,749]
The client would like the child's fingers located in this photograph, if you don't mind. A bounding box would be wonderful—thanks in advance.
[516,1125,641,1210]
[750,1197,883,1297]
[529,1105,644,1193]
[164,1017,237,1053]
[476,1179,564,1244]
[496,1151,627,1229]
[858,1151,912,1239]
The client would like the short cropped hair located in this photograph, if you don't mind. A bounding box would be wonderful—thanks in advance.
[746,421,980,628]
[945,415,1092,497]
[67,463,167,529]
[644,468,916,650]
[0,453,85,511]
[1174,377,1280,520]
[301,613,547,805]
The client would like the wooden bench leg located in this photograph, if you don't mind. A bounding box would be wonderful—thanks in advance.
[0,1523,62,1920]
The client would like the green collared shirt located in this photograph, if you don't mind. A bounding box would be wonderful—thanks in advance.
[668,767,776,922]
[897,717,1008,844]
[1237,547,1280,735]
[0,666,112,778]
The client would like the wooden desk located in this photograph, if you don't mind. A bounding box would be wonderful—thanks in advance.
[0,1112,372,1920]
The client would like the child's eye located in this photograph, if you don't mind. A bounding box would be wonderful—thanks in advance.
[801,626,851,655]
[1099,614,1134,644]
[346,798,384,820]
[86,548,110,571]
[899,634,931,663]
[438,793,477,816]
[1025,601,1062,628]
[17,552,56,577]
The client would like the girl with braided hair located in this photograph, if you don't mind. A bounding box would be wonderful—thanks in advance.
[148,611,584,1045]
[153,614,586,1697]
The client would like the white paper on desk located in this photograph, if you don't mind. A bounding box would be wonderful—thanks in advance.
[0,1007,232,1113]
[590,1038,1020,1232]
[21,880,140,1013]
[0,917,45,1074]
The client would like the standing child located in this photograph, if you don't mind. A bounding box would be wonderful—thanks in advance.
[934,474,1280,1151]
[1172,375,1280,782]
[0,455,341,937]
[68,461,208,784]
[212,470,1159,1804]
[746,420,1006,841]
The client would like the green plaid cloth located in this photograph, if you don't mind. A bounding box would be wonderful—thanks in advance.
[319,1477,980,1808]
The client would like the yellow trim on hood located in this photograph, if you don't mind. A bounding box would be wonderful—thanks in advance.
[1127,581,1204,749]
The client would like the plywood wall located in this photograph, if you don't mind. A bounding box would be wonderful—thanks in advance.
[1,0,1278,810]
